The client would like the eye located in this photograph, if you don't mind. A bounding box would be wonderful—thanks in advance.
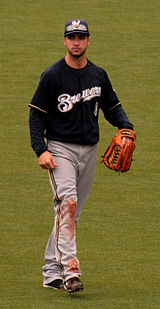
[67,34,75,40]
[79,35,86,40]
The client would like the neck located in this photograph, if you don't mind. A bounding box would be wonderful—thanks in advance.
[65,53,87,69]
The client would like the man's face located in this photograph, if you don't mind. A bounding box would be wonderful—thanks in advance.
[64,33,90,58]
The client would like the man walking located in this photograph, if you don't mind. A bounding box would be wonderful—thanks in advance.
[29,19,134,293]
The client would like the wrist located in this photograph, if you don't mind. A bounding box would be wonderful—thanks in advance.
[36,148,48,158]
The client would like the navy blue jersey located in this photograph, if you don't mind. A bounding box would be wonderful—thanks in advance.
[29,58,133,157]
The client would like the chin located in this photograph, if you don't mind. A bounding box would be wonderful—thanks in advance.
[70,51,85,58]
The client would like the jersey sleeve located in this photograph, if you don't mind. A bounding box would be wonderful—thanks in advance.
[29,108,48,157]
[100,70,133,130]
[100,70,120,111]
[29,71,54,114]
[104,104,134,130]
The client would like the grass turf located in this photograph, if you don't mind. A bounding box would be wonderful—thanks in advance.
[0,0,160,308]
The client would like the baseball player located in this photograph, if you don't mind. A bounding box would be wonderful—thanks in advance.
[29,19,134,293]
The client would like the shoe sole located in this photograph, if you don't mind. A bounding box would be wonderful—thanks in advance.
[64,285,83,293]
[43,284,64,290]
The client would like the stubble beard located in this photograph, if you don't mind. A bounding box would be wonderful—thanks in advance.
[68,49,86,59]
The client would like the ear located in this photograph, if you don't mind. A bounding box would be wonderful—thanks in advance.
[64,37,67,46]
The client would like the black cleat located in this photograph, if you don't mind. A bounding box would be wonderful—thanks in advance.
[43,279,64,290]
[64,277,83,293]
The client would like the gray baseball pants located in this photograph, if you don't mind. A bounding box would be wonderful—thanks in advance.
[42,141,98,284]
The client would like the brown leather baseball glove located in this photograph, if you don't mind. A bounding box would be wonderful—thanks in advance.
[102,129,136,173]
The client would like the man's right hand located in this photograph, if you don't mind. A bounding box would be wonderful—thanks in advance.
[38,151,58,170]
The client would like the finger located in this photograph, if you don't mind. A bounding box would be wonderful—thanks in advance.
[121,137,126,147]
[40,160,53,170]
[51,157,58,168]
[47,159,58,170]
[41,164,49,170]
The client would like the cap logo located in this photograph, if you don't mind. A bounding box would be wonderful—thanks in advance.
[72,20,80,28]
[66,20,88,32]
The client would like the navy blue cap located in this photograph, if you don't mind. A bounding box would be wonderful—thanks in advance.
[64,19,90,37]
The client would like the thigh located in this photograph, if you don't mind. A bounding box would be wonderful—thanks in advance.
[76,143,98,223]
[50,156,77,201]
[48,141,78,201]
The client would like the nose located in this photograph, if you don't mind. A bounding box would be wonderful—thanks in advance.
[73,39,79,45]
[73,36,80,44]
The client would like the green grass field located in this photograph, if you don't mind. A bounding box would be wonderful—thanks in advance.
[0,0,160,308]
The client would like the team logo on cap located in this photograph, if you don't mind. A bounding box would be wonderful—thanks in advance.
[72,20,80,28]
[66,20,88,32]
